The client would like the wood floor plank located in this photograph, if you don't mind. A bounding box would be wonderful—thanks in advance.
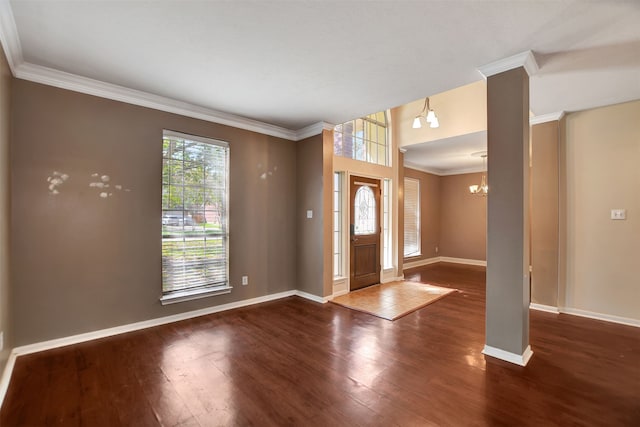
[1,263,639,426]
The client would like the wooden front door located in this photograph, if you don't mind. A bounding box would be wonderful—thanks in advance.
[349,175,381,291]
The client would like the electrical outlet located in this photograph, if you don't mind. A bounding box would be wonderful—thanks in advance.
[610,209,626,220]
[242,276,248,286]
[435,246,439,254]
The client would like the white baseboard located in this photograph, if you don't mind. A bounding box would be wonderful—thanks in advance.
[440,257,487,266]
[0,352,17,410]
[12,289,299,357]
[560,307,640,328]
[381,275,405,284]
[529,303,639,327]
[294,290,328,304]
[529,303,560,313]
[329,289,349,299]
[332,277,348,297]
[403,256,487,270]
[482,344,533,366]
[403,257,440,270]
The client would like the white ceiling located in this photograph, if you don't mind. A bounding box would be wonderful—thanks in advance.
[3,1,640,164]
[404,131,488,176]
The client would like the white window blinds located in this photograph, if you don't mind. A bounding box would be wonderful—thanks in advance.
[404,177,421,257]
[162,130,229,296]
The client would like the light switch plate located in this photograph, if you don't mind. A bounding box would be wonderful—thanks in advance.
[306,210,313,219]
[611,209,626,220]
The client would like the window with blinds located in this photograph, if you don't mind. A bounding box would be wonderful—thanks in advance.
[403,177,421,257]
[161,130,230,303]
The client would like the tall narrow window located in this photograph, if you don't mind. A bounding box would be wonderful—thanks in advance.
[404,177,421,257]
[383,178,392,269]
[333,172,343,278]
[161,130,230,303]
[334,111,389,166]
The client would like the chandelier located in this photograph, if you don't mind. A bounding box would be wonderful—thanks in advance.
[469,152,488,196]
[412,97,439,129]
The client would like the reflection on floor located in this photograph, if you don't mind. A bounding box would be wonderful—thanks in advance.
[1,263,639,426]
[331,280,456,320]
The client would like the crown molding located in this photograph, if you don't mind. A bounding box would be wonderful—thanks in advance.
[15,62,303,140]
[404,161,486,177]
[0,2,325,141]
[403,162,443,176]
[478,50,539,79]
[530,111,565,125]
[0,0,333,142]
[439,166,486,176]
[0,0,22,74]
[295,121,335,141]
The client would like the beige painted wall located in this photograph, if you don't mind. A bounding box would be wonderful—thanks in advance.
[531,121,559,307]
[397,151,405,272]
[439,173,487,261]
[322,130,334,297]
[11,80,298,346]
[403,168,440,261]
[0,43,11,372]
[395,81,487,148]
[565,100,640,321]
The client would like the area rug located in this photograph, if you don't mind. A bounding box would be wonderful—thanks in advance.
[331,281,456,321]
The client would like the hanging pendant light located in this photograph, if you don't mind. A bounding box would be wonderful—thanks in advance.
[412,97,439,129]
[469,152,488,196]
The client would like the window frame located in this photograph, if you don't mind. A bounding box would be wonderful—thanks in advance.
[333,172,344,278]
[160,129,231,305]
[333,112,389,166]
[403,177,421,258]
[383,178,393,269]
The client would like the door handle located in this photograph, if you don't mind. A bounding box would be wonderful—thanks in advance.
[351,237,358,242]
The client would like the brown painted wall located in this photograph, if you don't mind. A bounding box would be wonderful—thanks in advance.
[531,121,559,307]
[439,173,487,260]
[0,44,12,371]
[295,133,325,297]
[11,80,298,346]
[403,168,439,261]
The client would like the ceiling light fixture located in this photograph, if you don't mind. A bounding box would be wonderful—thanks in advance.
[469,152,488,196]
[412,97,439,129]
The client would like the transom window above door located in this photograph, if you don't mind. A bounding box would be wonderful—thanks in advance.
[333,111,389,166]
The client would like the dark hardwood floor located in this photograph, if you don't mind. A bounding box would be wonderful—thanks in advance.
[1,263,639,426]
